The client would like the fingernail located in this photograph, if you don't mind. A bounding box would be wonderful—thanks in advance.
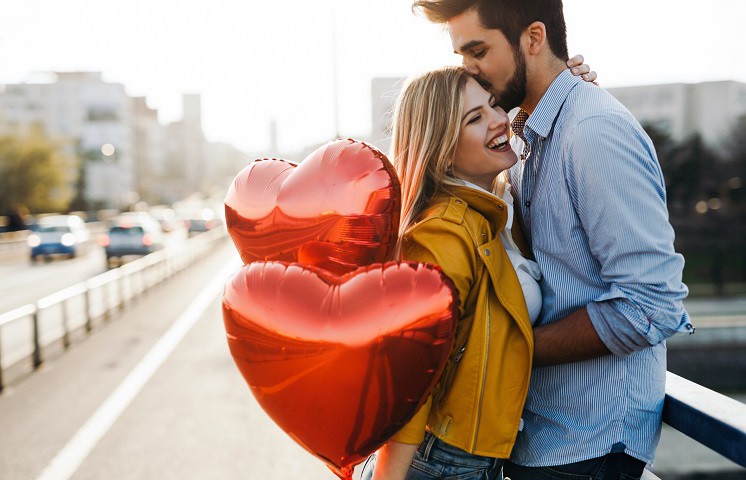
[582,74,588,80]
[572,68,578,74]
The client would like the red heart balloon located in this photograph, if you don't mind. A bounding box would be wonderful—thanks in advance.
[222,261,458,479]
[224,139,401,276]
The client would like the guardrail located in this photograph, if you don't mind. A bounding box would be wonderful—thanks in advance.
[0,227,227,391]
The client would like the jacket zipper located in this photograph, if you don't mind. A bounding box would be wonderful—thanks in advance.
[471,297,490,449]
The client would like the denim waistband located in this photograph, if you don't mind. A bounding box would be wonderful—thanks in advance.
[419,432,502,469]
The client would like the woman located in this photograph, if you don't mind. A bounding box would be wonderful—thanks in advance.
[362,66,541,480]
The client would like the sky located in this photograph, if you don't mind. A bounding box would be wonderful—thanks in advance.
[1,0,746,155]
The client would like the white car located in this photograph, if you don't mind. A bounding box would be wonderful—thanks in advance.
[28,215,91,262]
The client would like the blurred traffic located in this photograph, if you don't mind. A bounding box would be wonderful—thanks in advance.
[1,199,224,270]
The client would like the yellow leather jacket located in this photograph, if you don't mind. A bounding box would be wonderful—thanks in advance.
[391,184,534,459]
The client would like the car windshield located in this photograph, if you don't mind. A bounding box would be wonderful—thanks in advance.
[37,226,71,233]
[110,226,144,235]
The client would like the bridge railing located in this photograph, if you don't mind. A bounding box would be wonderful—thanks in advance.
[0,227,227,391]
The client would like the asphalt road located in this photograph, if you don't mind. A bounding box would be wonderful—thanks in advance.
[0,242,352,480]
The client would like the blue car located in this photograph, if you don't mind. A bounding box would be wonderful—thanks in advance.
[28,215,91,262]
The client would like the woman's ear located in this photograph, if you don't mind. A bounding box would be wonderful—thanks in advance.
[524,21,547,56]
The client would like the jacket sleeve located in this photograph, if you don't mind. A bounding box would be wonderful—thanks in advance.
[390,217,475,444]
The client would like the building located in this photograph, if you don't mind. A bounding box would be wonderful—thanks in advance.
[606,81,746,147]
[0,72,135,209]
[0,73,217,210]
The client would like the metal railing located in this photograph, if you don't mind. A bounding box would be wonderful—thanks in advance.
[0,227,227,391]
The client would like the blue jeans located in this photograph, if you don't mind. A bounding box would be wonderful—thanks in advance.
[360,432,504,480]
[503,453,646,480]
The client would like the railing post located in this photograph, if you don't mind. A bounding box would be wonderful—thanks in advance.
[118,274,125,311]
[84,286,92,333]
[61,300,70,350]
[32,308,42,368]
[103,282,111,322]
[0,330,5,393]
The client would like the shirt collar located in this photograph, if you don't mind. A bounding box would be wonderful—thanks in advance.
[525,69,582,139]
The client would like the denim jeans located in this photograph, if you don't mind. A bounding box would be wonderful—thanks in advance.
[503,452,646,480]
[360,432,504,480]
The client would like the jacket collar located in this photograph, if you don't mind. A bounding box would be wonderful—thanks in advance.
[434,183,508,233]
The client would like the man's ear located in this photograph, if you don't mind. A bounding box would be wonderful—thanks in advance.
[524,21,547,56]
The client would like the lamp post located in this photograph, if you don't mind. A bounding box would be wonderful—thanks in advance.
[101,143,117,209]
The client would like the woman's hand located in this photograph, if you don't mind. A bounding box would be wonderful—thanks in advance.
[371,441,418,480]
[567,54,598,85]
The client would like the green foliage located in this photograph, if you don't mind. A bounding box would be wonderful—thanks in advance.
[0,131,78,214]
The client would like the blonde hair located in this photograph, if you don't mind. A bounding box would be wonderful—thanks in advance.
[390,66,506,255]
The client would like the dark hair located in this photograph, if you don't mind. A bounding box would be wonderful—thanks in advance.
[412,0,569,60]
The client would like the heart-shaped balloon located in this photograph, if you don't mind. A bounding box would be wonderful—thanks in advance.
[224,139,401,276]
[222,261,458,479]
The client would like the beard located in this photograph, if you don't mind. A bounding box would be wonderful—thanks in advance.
[476,46,528,111]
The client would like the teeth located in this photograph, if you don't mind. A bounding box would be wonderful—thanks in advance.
[487,134,509,149]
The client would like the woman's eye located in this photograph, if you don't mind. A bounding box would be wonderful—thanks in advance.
[467,114,481,125]
[490,101,500,110]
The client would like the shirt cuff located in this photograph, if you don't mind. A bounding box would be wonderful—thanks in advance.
[587,299,660,357]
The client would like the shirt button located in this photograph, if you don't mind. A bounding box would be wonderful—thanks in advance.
[497,204,504,210]
[484,248,490,256]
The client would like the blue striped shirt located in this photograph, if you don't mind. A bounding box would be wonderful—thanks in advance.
[507,69,692,466]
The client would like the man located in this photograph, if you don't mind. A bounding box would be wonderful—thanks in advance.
[412,1,691,479]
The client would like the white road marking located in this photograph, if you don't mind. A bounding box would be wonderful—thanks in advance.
[36,256,241,480]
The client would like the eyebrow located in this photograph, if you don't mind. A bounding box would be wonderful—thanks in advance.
[461,105,482,122]
[454,39,485,54]
[461,95,496,122]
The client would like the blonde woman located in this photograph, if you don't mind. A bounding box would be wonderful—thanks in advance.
[361,66,541,480]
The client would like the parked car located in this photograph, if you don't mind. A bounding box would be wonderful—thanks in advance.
[99,213,164,267]
[149,207,185,234]
[181,208,222,235]
[28,215,91,262]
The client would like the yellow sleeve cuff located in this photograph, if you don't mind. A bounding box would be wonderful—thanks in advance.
[390,395,433,445]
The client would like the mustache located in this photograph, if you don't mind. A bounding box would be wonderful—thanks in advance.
[474,76,492,91]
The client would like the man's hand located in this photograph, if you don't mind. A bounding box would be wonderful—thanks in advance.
[567,54,598,85]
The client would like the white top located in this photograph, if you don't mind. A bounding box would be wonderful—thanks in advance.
[458,180,543,325]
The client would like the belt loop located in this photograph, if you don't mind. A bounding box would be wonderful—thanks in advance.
[420,433,436,461]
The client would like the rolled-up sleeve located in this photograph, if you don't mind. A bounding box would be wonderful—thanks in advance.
[567,114,692,357]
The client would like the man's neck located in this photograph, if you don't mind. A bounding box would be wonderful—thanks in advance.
[519,58,567,115]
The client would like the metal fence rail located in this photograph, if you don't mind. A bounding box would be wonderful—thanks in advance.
[663,372,746,468]
[0,228,227,391]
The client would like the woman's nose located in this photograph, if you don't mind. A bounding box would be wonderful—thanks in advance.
[488,108,508,130]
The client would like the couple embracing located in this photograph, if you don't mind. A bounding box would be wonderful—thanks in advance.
[361,1,692,479]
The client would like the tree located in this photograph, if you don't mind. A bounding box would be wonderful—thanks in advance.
[723,115,746,214]
[0,130,77,215]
